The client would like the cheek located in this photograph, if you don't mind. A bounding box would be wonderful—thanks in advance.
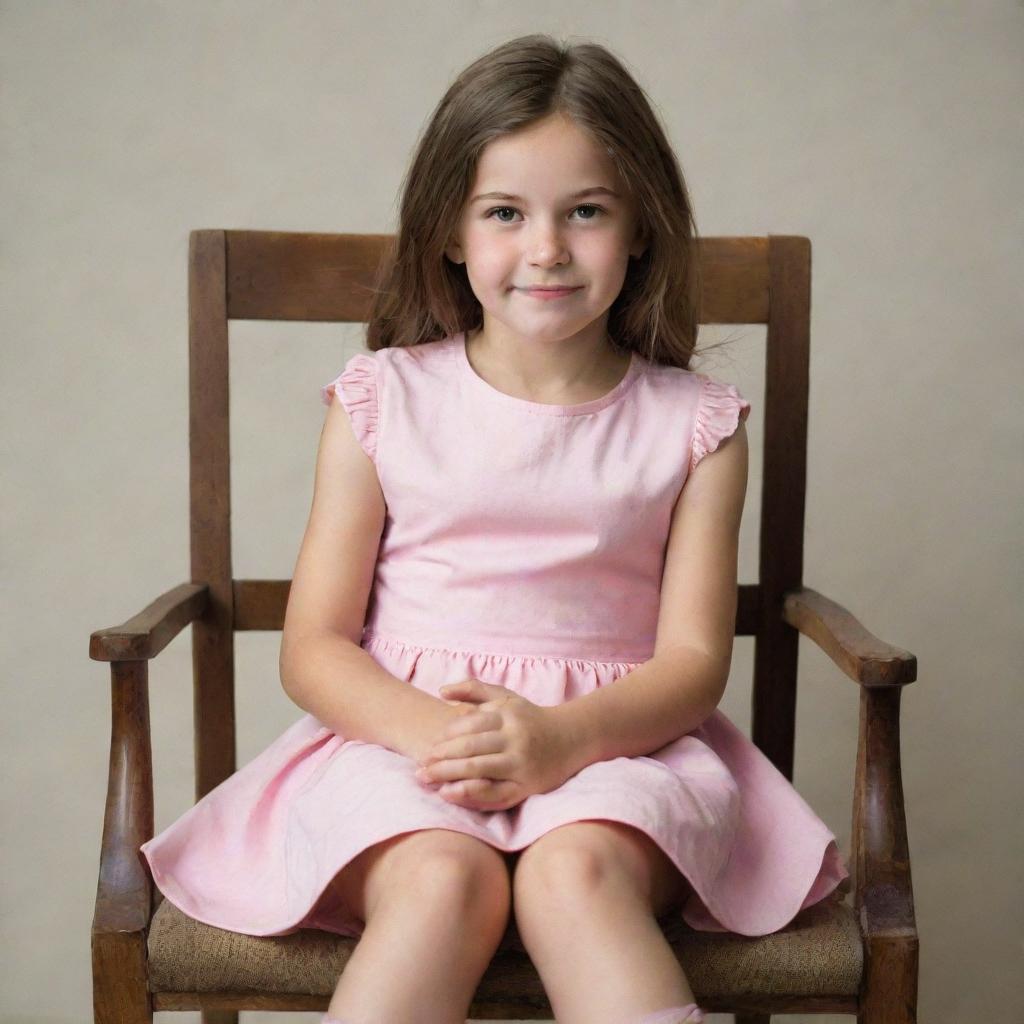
[577,231,631,264]
[465,243,515,286]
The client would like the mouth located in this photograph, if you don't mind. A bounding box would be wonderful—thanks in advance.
[518,286,583,298]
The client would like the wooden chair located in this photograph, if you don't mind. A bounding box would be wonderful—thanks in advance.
[89,230,919,1023]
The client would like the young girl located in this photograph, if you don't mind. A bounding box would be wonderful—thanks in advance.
[140,34,849,1024]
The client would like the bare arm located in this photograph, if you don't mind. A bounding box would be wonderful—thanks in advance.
[551,417,749,770]
[279,387,449,764]
[283,631,452,765]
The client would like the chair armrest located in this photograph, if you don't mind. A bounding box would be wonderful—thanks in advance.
[787,589,919,952]
[89,582,209,661]
[782,586,917,687]
[90,585,209,937]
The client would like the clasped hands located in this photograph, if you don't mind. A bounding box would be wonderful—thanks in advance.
[414,678,575,811]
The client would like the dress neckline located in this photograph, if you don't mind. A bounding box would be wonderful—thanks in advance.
[454,331,642,417]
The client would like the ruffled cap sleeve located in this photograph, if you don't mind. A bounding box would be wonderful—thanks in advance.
[690,374,751,474]
[320,352,378,465]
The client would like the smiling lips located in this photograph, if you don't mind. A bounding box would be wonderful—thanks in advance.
[519,285,582,299]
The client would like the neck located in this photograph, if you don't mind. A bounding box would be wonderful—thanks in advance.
[465,326,629,400]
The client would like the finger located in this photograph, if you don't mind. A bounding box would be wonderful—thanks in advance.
[440,679,503,701]
[443,691,488,705]
[441,698,476,710]
[437,709,502,743]
[418,751,507,784]
[423,726,505,766]
[417,750,495,781]
[439,680,481,700]
[440,778,518,810]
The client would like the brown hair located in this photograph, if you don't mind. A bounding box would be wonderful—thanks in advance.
[363,33,708,369]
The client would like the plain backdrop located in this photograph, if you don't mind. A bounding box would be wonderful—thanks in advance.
[2,2,1021,1022]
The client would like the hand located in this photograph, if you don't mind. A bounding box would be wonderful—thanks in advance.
[413,682,510,807]
[416,678,576,812]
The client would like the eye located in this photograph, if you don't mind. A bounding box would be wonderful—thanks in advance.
[486,206,520,223]
[483,204,607,223]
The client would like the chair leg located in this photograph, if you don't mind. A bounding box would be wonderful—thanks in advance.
[92,929,152,1023]
[202,1012,238,1024]
[858,932,918,1023]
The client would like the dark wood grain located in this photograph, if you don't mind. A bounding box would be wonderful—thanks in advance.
[782,586,917,687]
[89,583,208,661]
[854,685,918,1023]
[189,230,238,811]
[783,589,919,1022]
[91,660,154,1022]
[753,235,811,781]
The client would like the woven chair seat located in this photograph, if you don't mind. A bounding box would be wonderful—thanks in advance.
[147,890,862,1003]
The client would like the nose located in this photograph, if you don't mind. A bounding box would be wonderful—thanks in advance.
[527,219,570,267]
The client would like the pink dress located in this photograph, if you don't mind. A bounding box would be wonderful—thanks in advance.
[139,330,849,939]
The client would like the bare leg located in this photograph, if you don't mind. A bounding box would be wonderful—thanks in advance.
[517,888,699,1024]
[513,834,699,1024]
[325,837,511,1024]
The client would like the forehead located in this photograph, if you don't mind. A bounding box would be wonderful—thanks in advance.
[470,115,622,194]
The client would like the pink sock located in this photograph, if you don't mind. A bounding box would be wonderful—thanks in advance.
[635,1004,705,1024]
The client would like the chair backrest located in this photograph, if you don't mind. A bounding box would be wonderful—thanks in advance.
[187,230,811,802]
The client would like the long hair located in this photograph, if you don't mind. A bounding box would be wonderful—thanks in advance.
[364,33,707,369]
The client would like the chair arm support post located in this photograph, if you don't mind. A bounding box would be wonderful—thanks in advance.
[89,582,209,662]
[785,586,919,1014]
[92,659,154,938]
[782,586,917,687]
[853,683,919,1021]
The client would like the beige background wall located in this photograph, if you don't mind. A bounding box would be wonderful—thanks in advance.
[2,2,1020,1022]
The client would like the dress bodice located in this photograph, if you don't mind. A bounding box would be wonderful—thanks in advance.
[321,332,751,662]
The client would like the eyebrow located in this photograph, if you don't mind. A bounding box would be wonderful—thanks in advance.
[470,186,621,203]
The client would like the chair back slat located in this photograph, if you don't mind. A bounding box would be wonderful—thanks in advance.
[232,580,765,636]
[225,230,393,322]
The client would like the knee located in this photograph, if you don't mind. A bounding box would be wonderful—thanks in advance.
[513,838,626,911]
[396,842,511,922]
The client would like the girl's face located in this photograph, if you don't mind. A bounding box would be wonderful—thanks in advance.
[446,112,646,350]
